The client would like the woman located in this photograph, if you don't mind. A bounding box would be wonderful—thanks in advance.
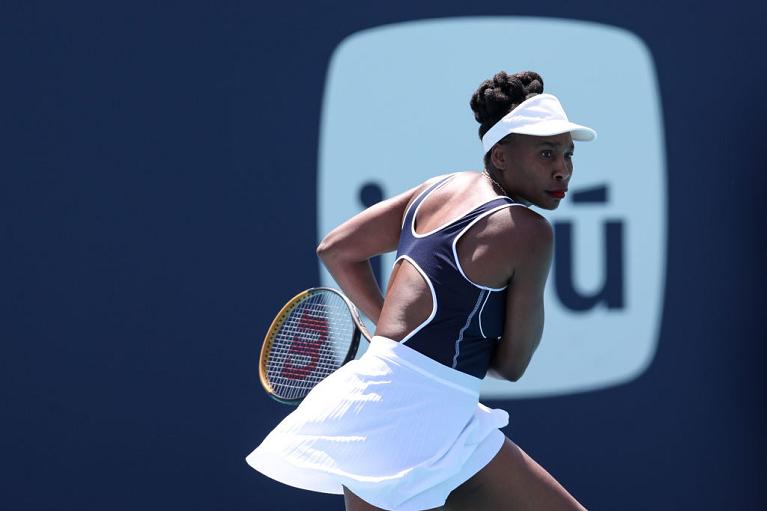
[247,71,596,510]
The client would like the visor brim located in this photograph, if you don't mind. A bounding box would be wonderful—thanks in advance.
[512,120,597,142]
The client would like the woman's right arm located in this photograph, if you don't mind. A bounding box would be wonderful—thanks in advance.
[490,210,554,382]
[316,183,424,323]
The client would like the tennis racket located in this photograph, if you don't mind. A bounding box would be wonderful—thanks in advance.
[259,287,372,405]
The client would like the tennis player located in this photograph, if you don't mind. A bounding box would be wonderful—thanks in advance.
[247,71,595,510]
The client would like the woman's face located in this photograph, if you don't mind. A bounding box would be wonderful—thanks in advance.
[492,132,575,210]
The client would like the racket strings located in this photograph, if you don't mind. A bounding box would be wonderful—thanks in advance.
[265,292,356,401]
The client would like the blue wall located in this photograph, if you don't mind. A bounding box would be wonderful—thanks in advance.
[2,2,765,509]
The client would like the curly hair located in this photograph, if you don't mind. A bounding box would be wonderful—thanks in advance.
[470,70,544,169]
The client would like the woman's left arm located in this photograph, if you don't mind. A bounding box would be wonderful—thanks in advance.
[316,185,421,323]
[489,210,554,381]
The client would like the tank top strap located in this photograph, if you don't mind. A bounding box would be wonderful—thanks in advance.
[401,174,457,231]
[466,195,519,216]
[460,195,522,226]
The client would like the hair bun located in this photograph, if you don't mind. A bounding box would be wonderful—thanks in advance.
[470,70,544,138]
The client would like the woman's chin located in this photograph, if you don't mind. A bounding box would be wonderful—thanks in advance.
[530,197,560,210]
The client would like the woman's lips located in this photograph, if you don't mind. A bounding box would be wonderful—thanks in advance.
[547,190,566,199]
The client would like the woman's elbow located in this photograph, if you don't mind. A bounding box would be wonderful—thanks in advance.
[316,231,343,263]
[317,232,357,270]
[491,344,537,382]
[316,237,332,261]
[490,359,527,382]
[501,365,527,382]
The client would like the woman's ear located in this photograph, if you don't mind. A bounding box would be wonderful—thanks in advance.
[490,144,506,171]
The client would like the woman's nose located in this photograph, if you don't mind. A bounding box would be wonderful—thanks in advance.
[553,160,572,181]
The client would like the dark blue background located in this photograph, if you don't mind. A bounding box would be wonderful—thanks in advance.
[2,1,765,509]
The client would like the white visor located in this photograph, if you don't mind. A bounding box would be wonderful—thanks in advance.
[481,93,597,154]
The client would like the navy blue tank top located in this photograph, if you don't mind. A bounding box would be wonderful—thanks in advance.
[393,174,526,378]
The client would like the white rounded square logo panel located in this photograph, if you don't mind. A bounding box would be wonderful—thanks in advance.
[318,18,666,398]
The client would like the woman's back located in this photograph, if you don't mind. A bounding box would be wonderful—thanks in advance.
[375,172,532,376]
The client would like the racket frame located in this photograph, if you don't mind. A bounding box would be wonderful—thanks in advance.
[258,287,368,405]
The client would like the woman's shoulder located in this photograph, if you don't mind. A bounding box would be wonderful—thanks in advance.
[420,171,463,187]
[402,172,468,209]
[422,170,481,185]
[495,203,553,251]
[410,171,485,197]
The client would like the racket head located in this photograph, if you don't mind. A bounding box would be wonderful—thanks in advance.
[259,287,362,405]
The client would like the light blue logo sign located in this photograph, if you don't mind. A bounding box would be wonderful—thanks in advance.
[318,18,666,398]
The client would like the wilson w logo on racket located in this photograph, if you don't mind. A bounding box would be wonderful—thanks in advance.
[259,288,371,405]
[279,310,329,380]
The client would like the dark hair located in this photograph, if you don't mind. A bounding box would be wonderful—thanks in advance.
[470,70,544,169]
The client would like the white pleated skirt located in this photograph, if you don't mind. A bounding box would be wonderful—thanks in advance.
[246,336,509,511]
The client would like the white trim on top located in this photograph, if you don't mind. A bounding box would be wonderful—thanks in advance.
[452,289,487,368]
[451,202,528,291]
[477,290,492,338]
[392,255,439,344]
